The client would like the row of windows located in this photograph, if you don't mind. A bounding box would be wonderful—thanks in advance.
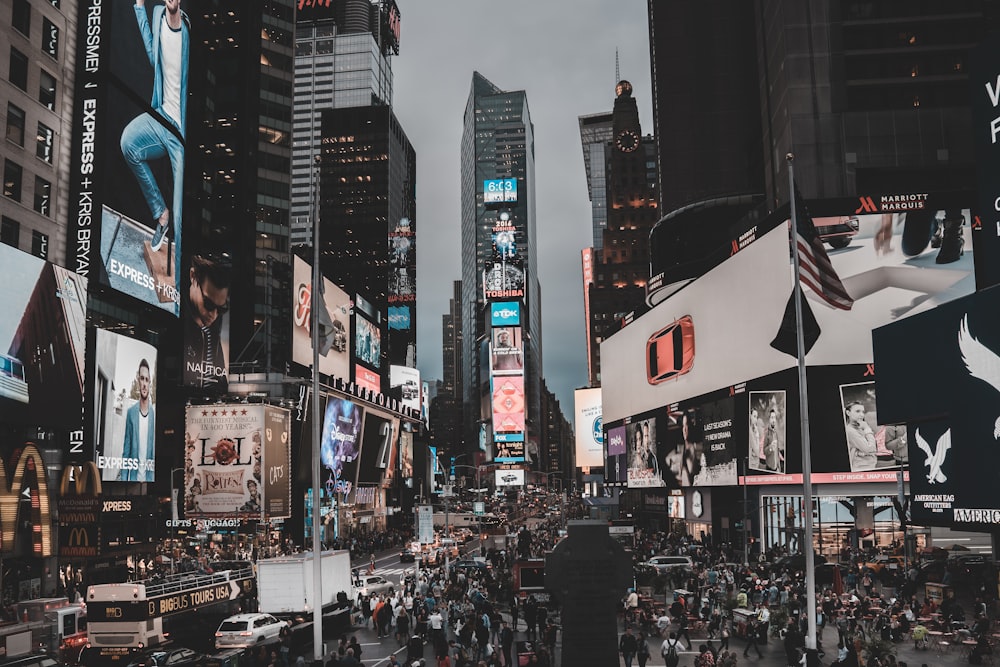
[4,159,51,217]
[1,215,50,259]
[7,103,54,163]
[9,47,58,111]
[12,0,60,59]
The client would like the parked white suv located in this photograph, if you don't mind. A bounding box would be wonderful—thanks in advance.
[640,555,694,574]
[215,613,288,649]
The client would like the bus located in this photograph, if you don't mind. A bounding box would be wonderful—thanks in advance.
[82,564,253,665]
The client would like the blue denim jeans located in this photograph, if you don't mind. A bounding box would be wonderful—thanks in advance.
[120,112,183,277]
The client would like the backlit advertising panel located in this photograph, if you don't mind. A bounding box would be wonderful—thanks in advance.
[661,393,738,487]
[183,405,272,518]
[483,260,526,300]
[320,396,364,487]
[970,39,1000,289]
[355,365,381,395]
[574,388,604,468]
[874,283,1000,527]
[604,424,628,486]
[291,256,350,380]
[355,315,381,370]
[70,0,193,315]
[182,254,230,390]
[389,365,421,413]
[0,246,87,434]
[399,430,413,478]
[356,412,394,485]
[626,411,664,488]
[838,382,905,473]
[490,326,524,374]
[262,406,291,519]
[490,301,521,327]
[494,431,525,463]
[93,329,158,482]
[495,468,525,487]
[388,306,411,331]
[388,217,416,305]
[747,391,787,474]
[491,375,525,433]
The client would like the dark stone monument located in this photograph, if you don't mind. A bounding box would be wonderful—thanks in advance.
[546,520,633,666]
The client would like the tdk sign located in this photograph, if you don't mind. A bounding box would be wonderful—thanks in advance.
[490,301,521,326]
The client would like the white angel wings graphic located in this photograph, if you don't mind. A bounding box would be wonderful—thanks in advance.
[913,428,950,484]
[958,314,1000,440]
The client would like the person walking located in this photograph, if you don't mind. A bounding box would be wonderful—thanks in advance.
[620,626,639,667]
[677,611,693,650]
[744,617,764,659]
[636,630,651,667]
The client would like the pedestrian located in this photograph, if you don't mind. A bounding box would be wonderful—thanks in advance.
[510,596,519,631]
[677,611,693,650]
[660,631,681,667]
[636,629,651,667]
[620,625,639,667]
[743,618,763,659]
[407,634,425,665]
[720,615,731,651]
[499,620,514,667]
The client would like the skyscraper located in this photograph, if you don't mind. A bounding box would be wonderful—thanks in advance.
[290,0,398,246]
[460,72,541,463]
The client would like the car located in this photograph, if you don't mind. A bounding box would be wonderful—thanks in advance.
[438,538,461,558]
[863,555,904,578]
[214,613,288,650]
[355,574,394,600]
[127,648,209,667]
[645,315,695,384]
[399,547,417,562]
[453,559,491,574]
[639,555,694,574]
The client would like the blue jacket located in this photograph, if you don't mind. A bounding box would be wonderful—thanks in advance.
[121,401,155,481]
[134,3,189,138]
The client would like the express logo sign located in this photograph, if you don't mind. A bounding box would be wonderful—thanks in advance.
[490,301,521,326]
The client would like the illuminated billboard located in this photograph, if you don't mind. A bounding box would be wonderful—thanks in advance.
[93,329,158,482]
[355,364,381,395]
[389,365,421,413]
[604,424,628,486]
[320,395,364,487]
[388,305,411,331]
[291,256,350,380]
[355,315,381,370]
[184,405,290,519]
[182,254,230,390]
[71,0,194,315]
[495,431,525,463]
[0,245,87,433]
[747,391,787,475]
[483,178,517,204]
[491,375,525,433]
[495,468,525,487]
[490,301,521,327]
[356,412,396,485]
[388,217,415,305]
[626,411,665,489]
[483,260,526,300]
[574,388,604,468]
[490,326,524,374]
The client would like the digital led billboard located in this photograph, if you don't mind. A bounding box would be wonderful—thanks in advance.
[92,329,158,482]
[483,179,517,204]
[626,411,665,489]
[490,326,524,374]
[0,245,87,434]
[389,365,421,413]
[355,315,381,370]
[573,388,604,468]
[71,0,194,315]
[490,301,521,327]
[604,424,628,486]
[491,375,525,434]
[320,396,364,486]
[291,256,350,380]
[182,254,230,390]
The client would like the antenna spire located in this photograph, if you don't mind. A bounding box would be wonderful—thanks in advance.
[615,48,620,82]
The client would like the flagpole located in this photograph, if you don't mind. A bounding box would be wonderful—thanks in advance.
[310,153,324,665]
[787,153,819,653]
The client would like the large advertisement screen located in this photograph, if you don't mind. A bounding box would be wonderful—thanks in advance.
[356,412,395,485]
[388,217,415,305]
[490,326,524,373]
[604,424,628,486]
[291,256,350,379]
[184,405,280,518]
[574,388,604,468]
[874,284,1000,527]
[626,410,665,489]
[389,365,421,413]
[182,254,230,390]
[320,396,364,487]
[93,329,158,482]
[71,0,194,315]
[492,375,525,433]
[0,246,87,432]
[660,393,739,487]
[355,314,381,370]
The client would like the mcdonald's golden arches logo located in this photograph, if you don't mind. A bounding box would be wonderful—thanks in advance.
[0,444,53,557]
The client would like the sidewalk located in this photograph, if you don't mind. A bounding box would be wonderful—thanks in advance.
[617,622,969,666]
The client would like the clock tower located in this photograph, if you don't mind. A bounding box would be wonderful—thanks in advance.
[581,80,658,386]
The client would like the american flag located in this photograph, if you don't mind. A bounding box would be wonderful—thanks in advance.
[793,190,854,310]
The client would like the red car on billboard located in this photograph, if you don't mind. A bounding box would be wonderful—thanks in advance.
[646,315,695,384]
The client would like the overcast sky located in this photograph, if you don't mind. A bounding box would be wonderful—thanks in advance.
[394,1,653,416]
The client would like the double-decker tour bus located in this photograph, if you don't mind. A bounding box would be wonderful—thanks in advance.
[81,564,253,665]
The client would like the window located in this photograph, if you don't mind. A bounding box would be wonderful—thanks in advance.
[4,160,23,201]
[35,123,53,162]
[12,0,30,37]
[7,104,26,146]
[42,18,59,59]
[39,70,56,110]
[34,176,51,216]
[31,230,47,259]
[1,216,19,248]
[9,47,28,91]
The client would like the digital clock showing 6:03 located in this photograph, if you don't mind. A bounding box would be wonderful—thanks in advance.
[483,179,517,203]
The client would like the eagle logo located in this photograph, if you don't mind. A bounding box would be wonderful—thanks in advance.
[958,314,1000,440]
[913,428,950,484]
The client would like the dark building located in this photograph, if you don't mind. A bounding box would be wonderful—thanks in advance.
[429,281,464,456]
[579,82,659,386]
[318,104,417,370]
